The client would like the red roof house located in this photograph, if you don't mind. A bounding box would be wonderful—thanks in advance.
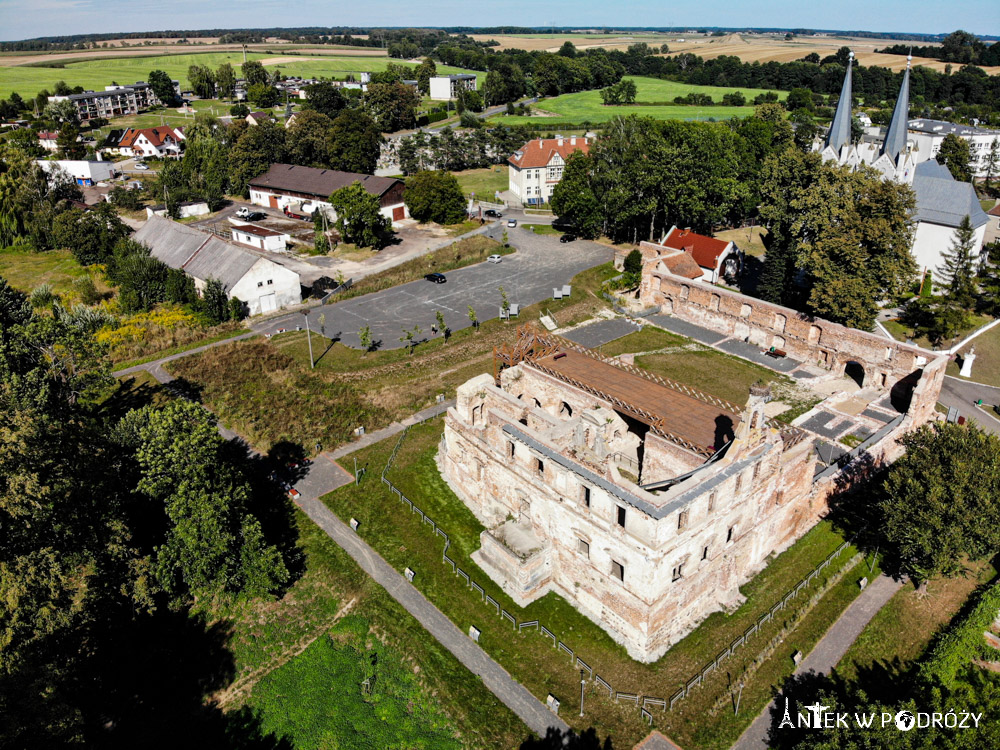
[508,136,589,205]
[660,226,741,283]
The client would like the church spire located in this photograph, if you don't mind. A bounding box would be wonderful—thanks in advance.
[825,50,854,152]
[880,53,912,161]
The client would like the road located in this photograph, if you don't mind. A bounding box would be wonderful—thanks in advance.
[257,226,613,348]
[939,375,1000,435]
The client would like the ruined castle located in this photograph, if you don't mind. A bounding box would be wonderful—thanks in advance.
[439,266,946,662]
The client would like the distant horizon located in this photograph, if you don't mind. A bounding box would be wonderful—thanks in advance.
[0,0,996,45]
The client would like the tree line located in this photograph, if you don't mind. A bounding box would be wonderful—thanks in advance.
[878,29,1000,67]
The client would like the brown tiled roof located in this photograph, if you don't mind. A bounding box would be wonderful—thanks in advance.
[987,203,1000,217]
[119,126,183,149]
[662,226,731,270]
[531,348,740,455]
[509,137,589,169]
[662,251,703,279]
[248,163,403,200]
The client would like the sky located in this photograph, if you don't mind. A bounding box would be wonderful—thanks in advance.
[0,0,997,42]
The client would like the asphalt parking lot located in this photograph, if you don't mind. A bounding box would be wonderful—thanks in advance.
[258,227,613,349]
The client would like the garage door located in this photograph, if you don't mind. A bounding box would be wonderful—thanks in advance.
[259,293,277,313]
[269,195,279,209]
[392,206,405,221]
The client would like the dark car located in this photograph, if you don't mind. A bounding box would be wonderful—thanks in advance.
[560,233,577,243]
[425,273,447,284]
[245,211,265,221]
[484,209,503,218]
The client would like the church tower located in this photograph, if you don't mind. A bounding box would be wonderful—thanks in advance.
[824,50,854,155]
[870,54,916,183]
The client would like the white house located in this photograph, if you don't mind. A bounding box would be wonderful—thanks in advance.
[248,163,409,225]
[133,216,301,316]
[910,160,990,277]
[429,74,477,101]
[508,136,589,205]
[907,119,1000,179]
[231,224,290,253]
[37,131,59,152]
[34,159,116,186]
[116,126,186,159]
[657,226,742,284]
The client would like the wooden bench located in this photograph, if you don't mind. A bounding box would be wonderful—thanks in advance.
[765,348,787,359]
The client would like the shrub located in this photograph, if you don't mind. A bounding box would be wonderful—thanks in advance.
[29,283,59,309]
[72,275,101,305]
[623,249,643,275]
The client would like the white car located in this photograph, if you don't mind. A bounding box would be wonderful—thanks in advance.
[507,218,517,228]
[487,254,503,264]
[133,163,149,171]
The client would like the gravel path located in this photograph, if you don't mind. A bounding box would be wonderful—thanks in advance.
[731,573,903,750]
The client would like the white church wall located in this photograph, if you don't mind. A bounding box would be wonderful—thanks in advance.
[912,221,988,278]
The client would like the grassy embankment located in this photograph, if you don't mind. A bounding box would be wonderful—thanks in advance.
[322,417,876,748]
[491,76,787,126]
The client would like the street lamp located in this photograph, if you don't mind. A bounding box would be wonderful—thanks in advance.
[302,311,314,368]
[579,669,586,717]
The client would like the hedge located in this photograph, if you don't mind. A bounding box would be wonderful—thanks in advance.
[918,578,1000,688]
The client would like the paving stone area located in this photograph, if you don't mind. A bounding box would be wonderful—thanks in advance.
[717,339,801,373]
[562,317,641,348]
[648,315,728,345]
[862,408,895,423]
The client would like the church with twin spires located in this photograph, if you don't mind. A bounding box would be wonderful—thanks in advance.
[813,51,989,276]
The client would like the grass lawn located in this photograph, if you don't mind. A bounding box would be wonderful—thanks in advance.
[323,418,872,748]
[1,51,480,100]
[835,561,997,690]
[636,347,793,407]
[490,76,786,126]
[0,246,110,299]
[248,616,463,750]
[203,510,528,748]
[981,198,998,213]
[883,313,993,351]
[946,322,1000,388]
[597,326,686,357]
[525,223,562,235]
[453,166,509,200]
[714,225,768,258]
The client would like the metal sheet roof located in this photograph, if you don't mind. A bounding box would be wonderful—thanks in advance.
[912,163,990,230]
[248,163,402,200]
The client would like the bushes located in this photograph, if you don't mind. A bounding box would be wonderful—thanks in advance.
[919,579,1000,688]
[404,171,467,224]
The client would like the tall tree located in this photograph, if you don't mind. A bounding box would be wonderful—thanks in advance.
[938,215,979,310]
[415,57,437,94]
[936,133,973,182]
[328,182,389,249]
[187,64,216,99]
[364,82,419,133]
[147,69,178,106]
[882,422,1000,587]
[228,120,286,196]
[550,151,602,239]
[327,110,382,174]
[56,123,84,160]
[241,60,268,88]
[286,109,333,168]
[403,170,466,224]
[302,81,347,118]
[483,61,526,106]
[214,62,236,100]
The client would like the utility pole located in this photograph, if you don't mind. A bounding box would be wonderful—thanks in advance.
[735,681,744,716]
[302,311,314,368]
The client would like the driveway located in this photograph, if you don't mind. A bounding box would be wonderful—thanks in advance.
[256,227,612,349]
[939,375,1000,436]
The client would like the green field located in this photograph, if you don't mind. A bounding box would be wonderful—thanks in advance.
[0,51,479,100]
[492,76,787,125]
[452,166,509,199]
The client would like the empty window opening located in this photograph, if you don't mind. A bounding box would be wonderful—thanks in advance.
[616,506,626,528]
[735,473,743,493]
[678,510,689,530]
[578,539,590,558]
[266,279,273,285]
[702,545,709,560]
[708,492,716,513]
[611,560,624,581]
[581,485,591,507]
[672,563,684,581]
[559,401,573,418]
[534,457,544,475]
[727,526,735,543]
[508,441,515,459]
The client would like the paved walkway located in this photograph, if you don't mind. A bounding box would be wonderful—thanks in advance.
[731,573,903,750]
[294,493,569,738]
